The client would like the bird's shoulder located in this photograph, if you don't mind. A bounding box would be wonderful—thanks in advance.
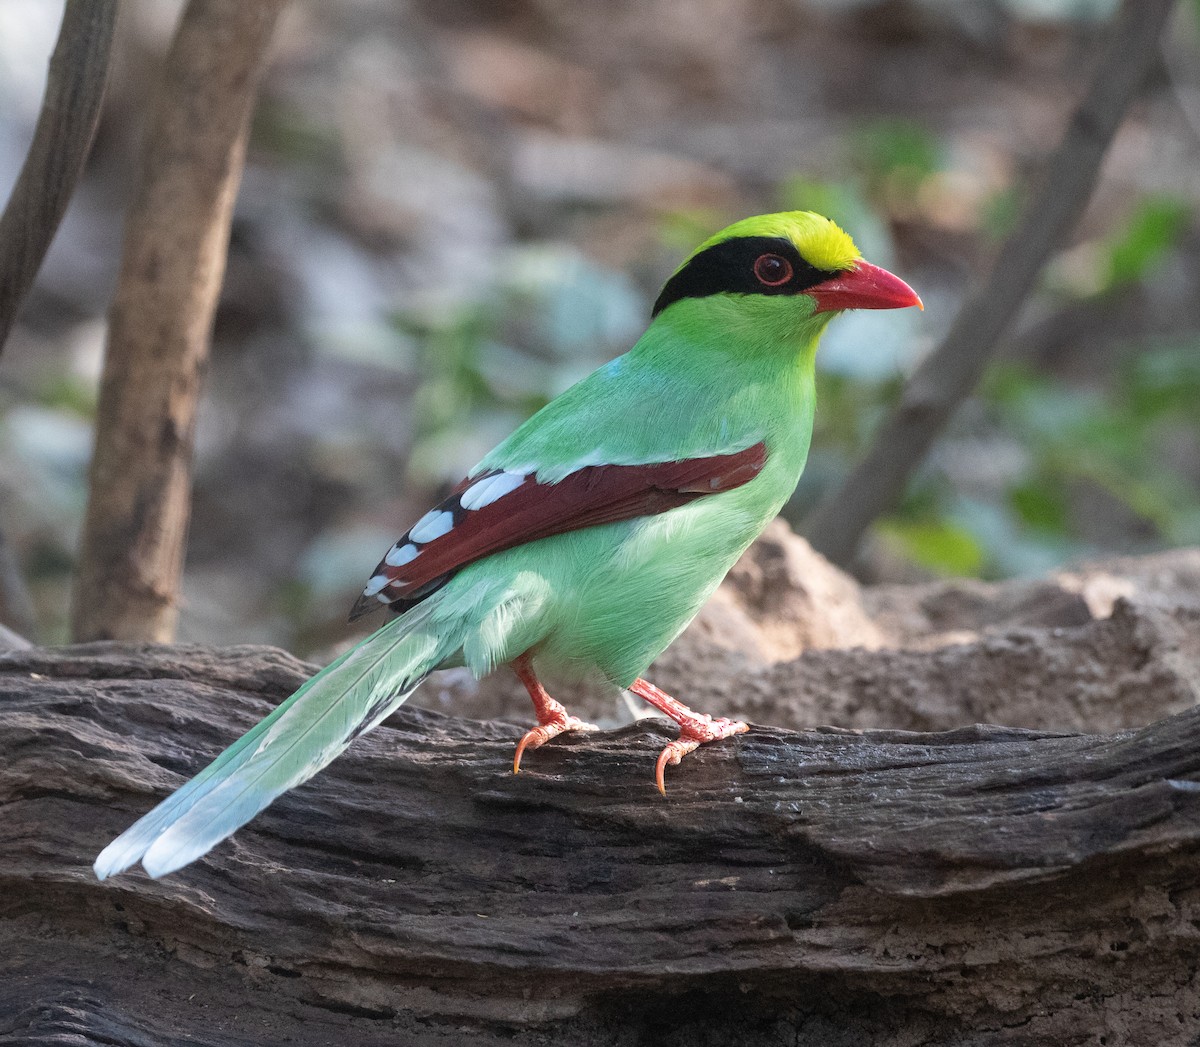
[474,351,762,483]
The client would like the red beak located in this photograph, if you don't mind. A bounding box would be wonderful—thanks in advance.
[809,260,923,314]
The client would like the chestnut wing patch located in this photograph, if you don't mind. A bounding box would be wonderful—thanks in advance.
[349,442,768,621]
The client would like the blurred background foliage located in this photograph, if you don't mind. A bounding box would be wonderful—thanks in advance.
[1,0,1198,654]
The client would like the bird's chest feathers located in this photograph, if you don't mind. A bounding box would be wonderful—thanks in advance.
[642,368,808,485]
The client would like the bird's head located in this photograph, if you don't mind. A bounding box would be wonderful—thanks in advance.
[651,211,921,347]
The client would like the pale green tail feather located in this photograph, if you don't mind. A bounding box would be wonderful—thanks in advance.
[94,599,460,880]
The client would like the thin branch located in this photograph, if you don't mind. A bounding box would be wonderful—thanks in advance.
[0,0,117,643]
[0,0,118,356]
[71,0,288,643]
[803,0,1177,566]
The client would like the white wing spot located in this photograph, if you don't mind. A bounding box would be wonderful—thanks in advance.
[385,542,420,567]
[409,509,455,543]
[363,573,390,597]
[460,470,527,510]
[374,591,393,605]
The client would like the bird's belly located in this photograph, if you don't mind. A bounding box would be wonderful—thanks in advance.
[522,495,769,685]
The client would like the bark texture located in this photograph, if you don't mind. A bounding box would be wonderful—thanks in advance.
[5,537,1200,1045]
[71,0,287,644]
[0,0,117,356]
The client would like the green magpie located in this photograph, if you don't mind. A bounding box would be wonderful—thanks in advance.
[95,211,921,880]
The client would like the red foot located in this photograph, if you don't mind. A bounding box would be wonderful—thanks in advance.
[510,653,596,774]
[628,677,749,795]
[512,711,597,774]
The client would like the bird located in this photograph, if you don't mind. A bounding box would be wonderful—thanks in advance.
[94,211,921,880]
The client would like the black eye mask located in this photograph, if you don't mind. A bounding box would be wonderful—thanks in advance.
[652,236,838,318]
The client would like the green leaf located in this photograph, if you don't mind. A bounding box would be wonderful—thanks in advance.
[851,119,941,201]
[980,184,1023,242]
[1125,339,1200,420]
[1103,195,1190,291]
[1009,479,1070,534]
[878,518,985,577]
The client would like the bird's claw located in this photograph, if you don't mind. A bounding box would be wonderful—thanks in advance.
[655,716,748,796]
[513,715,598,774]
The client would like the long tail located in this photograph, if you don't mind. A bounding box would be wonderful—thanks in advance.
[94,598,462,880]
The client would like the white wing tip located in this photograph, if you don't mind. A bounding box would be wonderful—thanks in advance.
[93,815,179,881]
[93,829,219,881]
[140,848,191,880]
[93,835,148,881]
[94,830,213,881]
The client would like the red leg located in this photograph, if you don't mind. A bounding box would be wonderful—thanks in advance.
[628,678,748,795]
[510,653,596,774]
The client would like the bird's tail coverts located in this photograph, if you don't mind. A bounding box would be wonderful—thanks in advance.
[93,599,459,880]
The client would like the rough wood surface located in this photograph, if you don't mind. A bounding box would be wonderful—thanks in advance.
[3,597,1200,1045]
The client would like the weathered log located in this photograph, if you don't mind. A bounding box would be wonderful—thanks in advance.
[3,634,1200,1046]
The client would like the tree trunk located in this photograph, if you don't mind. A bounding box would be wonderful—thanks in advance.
[71,0,287,644]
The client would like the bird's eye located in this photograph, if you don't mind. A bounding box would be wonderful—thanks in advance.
[753,254,793,287]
